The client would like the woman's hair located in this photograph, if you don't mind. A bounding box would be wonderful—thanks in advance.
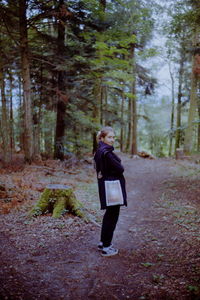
[97,126,114,141]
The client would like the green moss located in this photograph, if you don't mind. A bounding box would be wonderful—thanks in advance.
[53,196,67,218]
[38,189,53,211]
[30,186,85,219]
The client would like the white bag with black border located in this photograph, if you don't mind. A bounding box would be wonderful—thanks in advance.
[105,180,124,206]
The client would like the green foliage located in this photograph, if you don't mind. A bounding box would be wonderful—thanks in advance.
[141,262,154,268]
[187,285,199,294]
[138,48,160,60]
[0,0,159,159]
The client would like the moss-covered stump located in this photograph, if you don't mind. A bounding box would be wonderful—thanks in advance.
[31,184,85,218]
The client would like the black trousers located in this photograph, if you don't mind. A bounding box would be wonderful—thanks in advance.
[100,205,120,247]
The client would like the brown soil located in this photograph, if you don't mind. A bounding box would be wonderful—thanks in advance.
[0,155,200,300]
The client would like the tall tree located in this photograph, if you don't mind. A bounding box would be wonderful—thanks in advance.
[129,43,137,155]
[183,0,200,153]
[19,0,34,162]
[8,70,14,154]
[54,0,68,160]
[184,44,199,153]
[0,0,158,160]
[0,67,11,163]
[168,61,175,156]
[175,42,186,151]
[166,0,196,154]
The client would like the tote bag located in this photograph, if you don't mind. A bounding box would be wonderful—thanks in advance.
[105,180,124,206]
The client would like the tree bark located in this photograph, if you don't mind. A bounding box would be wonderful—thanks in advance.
[92,79,101,154]
[91,0,107,154]
[0,68,11,163]
[169,63,175,156]
[175,49,185,151]
[33,110,41,157]
[184,55,198,154]
[100,83,103,125]
[54,0,67,160]
[19,0,34,162]
[130,44,137,155]
[8,71,14,156]
[126,97,131,152]
[120,90,125,152]
[18,74,24,150]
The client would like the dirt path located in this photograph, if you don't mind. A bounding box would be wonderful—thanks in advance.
[0,157,199,300]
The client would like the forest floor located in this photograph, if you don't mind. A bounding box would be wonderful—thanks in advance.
[0,153,200,300]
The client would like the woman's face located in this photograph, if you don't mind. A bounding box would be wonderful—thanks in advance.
[101,131,115,146]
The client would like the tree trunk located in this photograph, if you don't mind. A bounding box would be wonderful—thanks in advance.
[91,0,107,154]
[18,74,24,151]
[97,89,103,128]
[130,44,137,155]
[100,83,103,125]
[33,110,41,157]
[8,71,14,157]
[31,184,85,219]
[104,85,108,122]
[33,64,44,157]
[169,64,175,156]
[54,98,66,160]
[120,90,125,152]
[184,56,198,154]
[19,0,34,162]
[126,97,131,152]
[175,50,185,151]
[0,68,11,163]
[92,132,98,154]
[100,0,106,10]
[54,0,67,160]
[92,79,101,154]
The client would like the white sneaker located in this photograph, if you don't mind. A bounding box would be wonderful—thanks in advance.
[98,242,114,251]
[101,245,118,257]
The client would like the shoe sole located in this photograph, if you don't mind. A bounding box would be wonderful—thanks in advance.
[101,250,118,257]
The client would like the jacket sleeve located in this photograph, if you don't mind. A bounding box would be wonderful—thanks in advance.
[105,152,124,174]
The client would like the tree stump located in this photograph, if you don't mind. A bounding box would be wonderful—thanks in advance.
[31,184,85,218]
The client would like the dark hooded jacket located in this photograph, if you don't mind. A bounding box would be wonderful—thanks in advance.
[94,141,127,209]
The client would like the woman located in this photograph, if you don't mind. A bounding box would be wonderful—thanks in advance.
[94,127,127,257]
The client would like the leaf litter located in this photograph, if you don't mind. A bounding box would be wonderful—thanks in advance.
[0,156,199,299]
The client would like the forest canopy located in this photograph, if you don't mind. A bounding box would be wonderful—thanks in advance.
[0,0,199,163]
